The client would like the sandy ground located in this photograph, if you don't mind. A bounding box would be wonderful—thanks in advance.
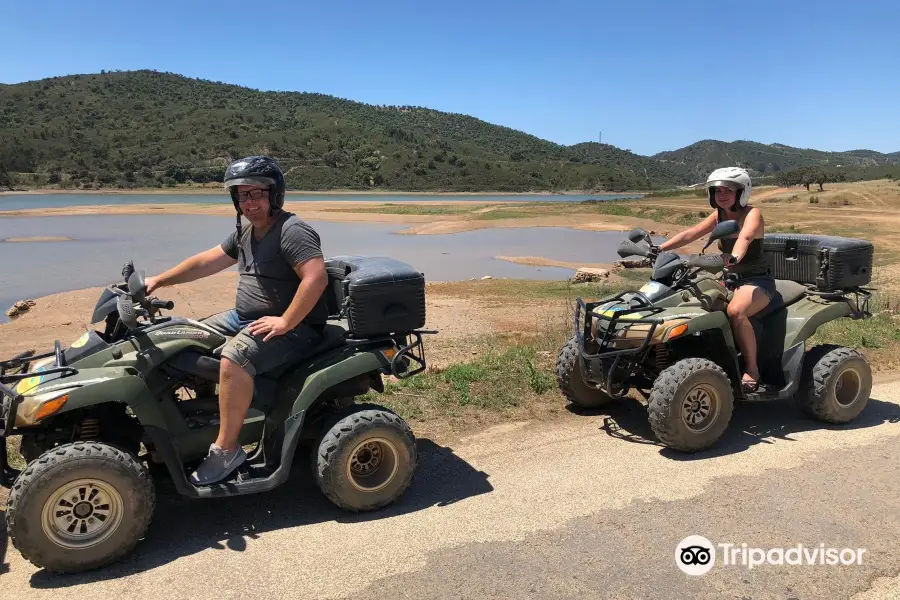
[495,256,614,270]
[2,377,898,598]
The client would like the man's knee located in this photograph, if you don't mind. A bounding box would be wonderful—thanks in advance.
[220,343,258,379]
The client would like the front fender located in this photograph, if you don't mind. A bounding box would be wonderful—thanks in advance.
[15,368,164,429]
[684,310,737,351]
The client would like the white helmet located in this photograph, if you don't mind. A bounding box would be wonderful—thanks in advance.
[707,167,752,211]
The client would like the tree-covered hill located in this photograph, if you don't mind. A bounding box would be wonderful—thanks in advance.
[2,71,894,192]
[0,70,688,192]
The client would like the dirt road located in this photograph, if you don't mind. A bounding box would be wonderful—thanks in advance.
[3,378,899,599]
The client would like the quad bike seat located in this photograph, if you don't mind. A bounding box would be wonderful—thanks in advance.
[752,279,807,320]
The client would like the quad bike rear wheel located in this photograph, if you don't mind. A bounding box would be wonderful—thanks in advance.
[6,442,155,572]
[797,345,872,423]
[556,335,614,408]
[648,358,734,452]
[313,403,417,512]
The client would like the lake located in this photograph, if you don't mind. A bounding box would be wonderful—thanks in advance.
[0,214,646,321]
[0,192,644,212]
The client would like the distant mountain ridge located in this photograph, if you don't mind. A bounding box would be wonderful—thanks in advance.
[0,70,896,191]
[653,140,900,182]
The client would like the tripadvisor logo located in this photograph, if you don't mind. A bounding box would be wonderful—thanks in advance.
[675,536,867,575]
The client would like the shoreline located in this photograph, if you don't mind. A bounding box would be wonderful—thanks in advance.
[0,187,646,197]
[0,202,676,238]
[2,235,73,243]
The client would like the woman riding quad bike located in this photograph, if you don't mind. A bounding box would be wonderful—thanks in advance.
[657,167,772,393]
[557,168,875,452]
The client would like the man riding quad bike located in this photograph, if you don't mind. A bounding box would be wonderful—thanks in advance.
[0,159,434,573]
[556,220,875,452]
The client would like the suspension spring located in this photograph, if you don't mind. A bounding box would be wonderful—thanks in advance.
[654,344,670,371]
[78,417,101,440]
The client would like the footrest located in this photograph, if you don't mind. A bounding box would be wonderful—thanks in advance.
[742,383,792,402]
[235,463,252,482]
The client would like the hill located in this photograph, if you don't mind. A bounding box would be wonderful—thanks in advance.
[1,71,895,193]
[654,139,900,181]
[0,70,689,192]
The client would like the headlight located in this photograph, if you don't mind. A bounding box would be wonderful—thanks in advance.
[14,389,72,427]
[608,320,691,349]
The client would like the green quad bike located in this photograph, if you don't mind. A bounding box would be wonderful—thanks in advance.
[557,220,875,452]
[1,257,434,572]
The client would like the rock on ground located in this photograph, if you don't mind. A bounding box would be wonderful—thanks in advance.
[571,268,610,283]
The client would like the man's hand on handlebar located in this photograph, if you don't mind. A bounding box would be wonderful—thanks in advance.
[145,275,162,295]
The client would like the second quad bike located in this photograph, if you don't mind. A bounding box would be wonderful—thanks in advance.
[557,220,875,452]
[1,256,434,572]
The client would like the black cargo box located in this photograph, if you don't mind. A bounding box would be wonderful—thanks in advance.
[324,256,426,337]
[763,234,873,292]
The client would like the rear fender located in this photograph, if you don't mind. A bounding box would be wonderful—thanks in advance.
[287,351,386,418]
[783,297,853,350]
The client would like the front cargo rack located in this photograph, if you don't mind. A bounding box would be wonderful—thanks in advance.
[574,291,665,398]
[1,341,80,393]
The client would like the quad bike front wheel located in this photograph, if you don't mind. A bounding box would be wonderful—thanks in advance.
[556,335,614,409]
[797,345,872,423]
[5,442,155,572]
[313,404,417,512]
[648,358,735,452]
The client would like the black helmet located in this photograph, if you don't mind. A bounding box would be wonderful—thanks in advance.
[224,156,285,214]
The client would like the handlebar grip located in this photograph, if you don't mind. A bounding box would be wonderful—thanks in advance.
[687,255,725,270]
[151,299,174,310]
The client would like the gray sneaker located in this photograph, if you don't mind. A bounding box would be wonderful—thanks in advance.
[189,443,247,486]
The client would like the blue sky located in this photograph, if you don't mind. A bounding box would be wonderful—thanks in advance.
[2,0,898,155]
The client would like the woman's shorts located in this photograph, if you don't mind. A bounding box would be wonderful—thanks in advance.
[733,276,776,300]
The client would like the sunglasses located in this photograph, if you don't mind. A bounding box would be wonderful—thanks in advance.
[236,188,270,202]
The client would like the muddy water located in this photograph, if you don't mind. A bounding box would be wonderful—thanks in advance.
[0,192,644,212]
[0,214,636,320]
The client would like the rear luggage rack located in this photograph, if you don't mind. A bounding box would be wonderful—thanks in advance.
[344,329,437,379]
[391,330,436,379]
[798,285,874,319]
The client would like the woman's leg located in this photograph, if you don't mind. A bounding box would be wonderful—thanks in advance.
[726,285,772,388]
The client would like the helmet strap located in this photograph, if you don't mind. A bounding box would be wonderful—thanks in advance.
[733,189,743,211]
[235,213,245,263]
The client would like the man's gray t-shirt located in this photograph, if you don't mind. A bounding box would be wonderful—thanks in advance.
[221,211,329,325]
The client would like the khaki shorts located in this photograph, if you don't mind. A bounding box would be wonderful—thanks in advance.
[202,309,324,377]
